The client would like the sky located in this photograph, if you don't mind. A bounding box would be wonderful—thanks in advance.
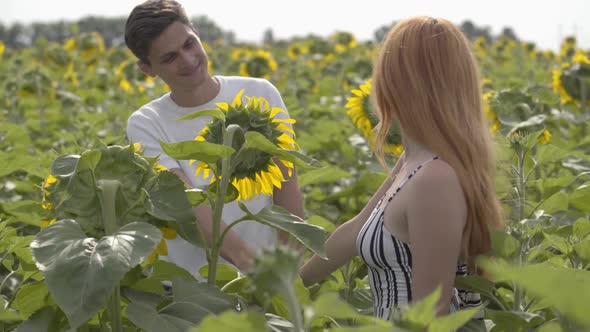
[1,0,589,51]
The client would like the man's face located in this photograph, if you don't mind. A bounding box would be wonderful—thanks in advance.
[139,21,209,91]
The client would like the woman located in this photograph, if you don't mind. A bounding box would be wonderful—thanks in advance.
[299,16,504,320]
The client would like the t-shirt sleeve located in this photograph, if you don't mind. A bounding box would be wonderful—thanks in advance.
[126,112,181,170]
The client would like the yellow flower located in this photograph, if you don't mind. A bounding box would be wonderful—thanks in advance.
[40,219,57,228]
[538,129,551,145]
[146,238,169,264]
[193,89,297,200]
[287,43,309,60]
[63,62,79,87]
[64,38,77,51]
[231,48,251,61]
[0,41,5,56]
[345,79,403,155]
[41,174,58,210]
[119,79,134,93]
[331,32,358,54]
[572,51,590,65]
[239,50,278,80]
[159,227,177,240]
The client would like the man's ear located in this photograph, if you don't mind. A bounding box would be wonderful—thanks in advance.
[137,60,156,77]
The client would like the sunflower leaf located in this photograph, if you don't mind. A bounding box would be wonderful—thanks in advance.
[244,132,320,169]
[239,203,327,258]
[161,140,235,164]
[176,109,226,122]
[30,220,162,329]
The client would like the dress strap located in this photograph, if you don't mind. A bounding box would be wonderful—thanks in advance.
[384,156,439,200]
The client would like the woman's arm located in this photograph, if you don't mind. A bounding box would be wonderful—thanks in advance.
[406,160,466,315]
[300,153,406,286]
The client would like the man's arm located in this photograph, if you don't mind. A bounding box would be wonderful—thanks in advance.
[272,160,305,246]
[170,168,256,272]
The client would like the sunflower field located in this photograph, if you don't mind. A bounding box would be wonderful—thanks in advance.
[0,29,590,332]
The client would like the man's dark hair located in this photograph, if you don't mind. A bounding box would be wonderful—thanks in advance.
[124,0,195,64]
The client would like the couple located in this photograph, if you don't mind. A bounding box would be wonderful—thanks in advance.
[124,0,503,320]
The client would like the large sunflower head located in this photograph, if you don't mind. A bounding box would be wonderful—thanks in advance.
[553,52,590,107]
[193,90,297,200]
[239,50,278,80]
[345,79,403,155]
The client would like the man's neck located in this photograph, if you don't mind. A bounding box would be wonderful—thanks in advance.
[170,76,220,108]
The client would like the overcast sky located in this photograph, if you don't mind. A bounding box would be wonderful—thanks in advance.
[2,0,589,51]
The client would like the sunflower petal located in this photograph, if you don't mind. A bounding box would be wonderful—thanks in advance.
[232,89,245,107]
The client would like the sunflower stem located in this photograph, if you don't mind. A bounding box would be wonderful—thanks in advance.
[97,179,123,332]
[208,124,241,286]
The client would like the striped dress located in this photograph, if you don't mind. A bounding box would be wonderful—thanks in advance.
[355,156,483,320]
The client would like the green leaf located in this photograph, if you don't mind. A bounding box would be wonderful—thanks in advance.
[481,260,590,328]
[199,264,239,286]
[188,311,269,332]
[454,275,497,306]
[491,230,519,259]
[126,276,236,331]
[536,191,568,214]
[186,188,207,206]
[402,287,440,328]
[298,166,350,186]
[240,204,327,258]
[532,175,576,198]
[14,282,49,319]
[248,246,301,298]
[30,220,161,329]
[51,154,80,177]
[147,171,202,247]
[77,150,101,172]
[14,307,58,332]
[574,240,590,260]
[484,309,541,330]
[307,215,336,233]
[543,233,572,254]
[1,200,45,223]
[536,144,569,164]
[244,131,321,169]
[160,140,235,163]
[131,260,196,294]
[570,183,590,213]
[307,292,376,322]
[177,109,226,122]
[427,308,479,332]
[125,302,195,332]
[0,306,22,321]
[573,218,590,239]
[324,172,387,201]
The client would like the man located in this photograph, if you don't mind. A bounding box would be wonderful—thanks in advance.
[124,0,304,280]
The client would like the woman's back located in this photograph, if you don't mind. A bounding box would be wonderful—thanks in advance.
[356,156,483,320]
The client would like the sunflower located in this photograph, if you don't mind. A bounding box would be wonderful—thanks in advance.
[0,41,5,57]
[239,50,278,80]
[552,52,590,106]
[538,129,552,145]
[483,91,501,135]
[287,43,309,60]
[192,90,297,200]
[146,226,178,264]
[559,36,577,60]
[345,79,403,155]
[231,48,251,61]
[330,32,358,54]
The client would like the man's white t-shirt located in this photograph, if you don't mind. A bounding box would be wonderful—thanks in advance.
[126,76,289,280]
